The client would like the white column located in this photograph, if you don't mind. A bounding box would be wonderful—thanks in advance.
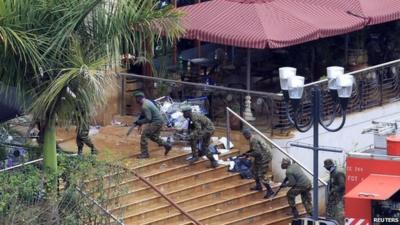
[243,49,255,121]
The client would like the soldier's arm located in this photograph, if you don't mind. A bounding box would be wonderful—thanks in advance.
[246,148,261,158]
[286,173,296,187]
[136,108,152,125]
[331,172,345,193]
[245,139,259,158]
[189,120,202,139]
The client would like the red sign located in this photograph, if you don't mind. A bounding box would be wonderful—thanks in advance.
[345,157,400,224]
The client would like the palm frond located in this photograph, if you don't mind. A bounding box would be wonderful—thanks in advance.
[30,39,116,127]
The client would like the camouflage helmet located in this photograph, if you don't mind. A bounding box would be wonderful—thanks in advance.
[323,159,335,168]
[242,128,252,136]
[133,91,145,97]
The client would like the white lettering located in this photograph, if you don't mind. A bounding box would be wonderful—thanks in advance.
[373,218,399,223]
[347,176,358,182]
[354,167,364,172]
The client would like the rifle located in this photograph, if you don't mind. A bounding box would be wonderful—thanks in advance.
[126,123,138,137]
[126,114,145,137]
[273,177,288,197]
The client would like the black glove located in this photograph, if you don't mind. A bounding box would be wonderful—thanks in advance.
[134,121,141,126]
[280,177,289,187]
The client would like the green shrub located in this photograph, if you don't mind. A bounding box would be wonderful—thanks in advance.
[0,154,127,224]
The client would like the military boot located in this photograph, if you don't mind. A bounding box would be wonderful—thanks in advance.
[288,207,299,218]
[263,183,275,199]
[77,148,83,156]
[91,148,98,155]
[137,152,150,159]
[188,154,199,165]
[164,142,172,156]
[208,157,219,168]
[250,179,263,191]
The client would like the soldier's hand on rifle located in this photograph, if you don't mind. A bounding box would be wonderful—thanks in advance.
[280,177,289,187]
[126,121,140,137]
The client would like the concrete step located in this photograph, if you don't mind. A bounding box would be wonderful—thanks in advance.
[140,186,285,225]
[109,151,238,211]
[221,203,305,225]
[117,178,263,223]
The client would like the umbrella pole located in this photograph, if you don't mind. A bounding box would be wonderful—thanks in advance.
[243,49,255,121]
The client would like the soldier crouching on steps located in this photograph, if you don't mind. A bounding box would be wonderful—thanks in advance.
[241,128,275,199]
[324,158,345,225]
[181,105,218,168]
[280,158,313,218]
[131,91,172,159]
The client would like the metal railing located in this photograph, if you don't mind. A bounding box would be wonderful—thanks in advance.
[121,59,400,134]
[0,158,44,172]
[0,153,78,173]
[127,168,202,225]
[273,59,400,133]
[225,107,328,186]
[76,187,125,225]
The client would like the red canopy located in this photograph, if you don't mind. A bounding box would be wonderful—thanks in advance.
[357,0,400,25]
[345,174,400,200]
[180,0,400,49]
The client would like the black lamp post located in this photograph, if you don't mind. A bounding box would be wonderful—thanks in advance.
[279,66,354,220]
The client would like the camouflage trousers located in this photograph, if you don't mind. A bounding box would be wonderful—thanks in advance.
[327,193,344,225]
[287,185,312,214]
[140,122,165,155]
[252,162,270,184]
[76,129,95,153]
[189,131,213,159]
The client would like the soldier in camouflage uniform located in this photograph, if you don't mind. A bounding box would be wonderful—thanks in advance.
[132,92,172,159]
[281,158,312,218]
[324,159,345,225]
[181,105,218,168]
[76,112,97,155]
[241,129,275,199]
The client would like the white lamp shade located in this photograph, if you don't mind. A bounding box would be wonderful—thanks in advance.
[336,74,354,98]
[288,76,305,99]
[327,66,344,90]
[279,67,297,90]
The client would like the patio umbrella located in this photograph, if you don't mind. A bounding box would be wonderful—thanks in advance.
[181,0,400,90]
[0,85,23,123]
[352,0,400,25]
[181,0,368,49]
[180,0,368,95]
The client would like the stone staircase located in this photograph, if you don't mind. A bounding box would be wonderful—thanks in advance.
[92,147,304,225]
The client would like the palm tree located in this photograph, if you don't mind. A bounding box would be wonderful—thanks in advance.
[0,0,183,189]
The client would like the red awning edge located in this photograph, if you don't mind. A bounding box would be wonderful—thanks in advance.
[345,174,400,200]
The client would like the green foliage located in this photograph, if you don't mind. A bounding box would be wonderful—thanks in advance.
[0,0,184,183]
[0,165,42,214]
[0,154,128,224]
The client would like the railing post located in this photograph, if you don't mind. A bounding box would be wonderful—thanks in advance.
[379,69,384,106]
[226,108,231,150]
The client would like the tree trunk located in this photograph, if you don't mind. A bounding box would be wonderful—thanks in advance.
[43,119,57,191]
